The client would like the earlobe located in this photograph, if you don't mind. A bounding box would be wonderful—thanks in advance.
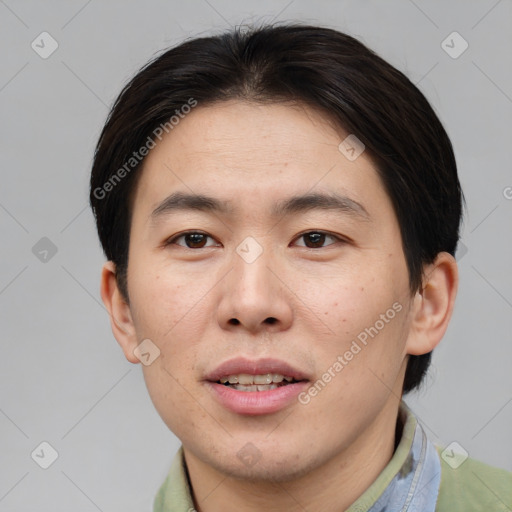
[100,261,140,364]
[405,252,459,356]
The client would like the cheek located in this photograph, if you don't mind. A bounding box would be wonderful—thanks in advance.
[299,262,409,379]
[129,259,216,381]
[141,358,204,443]
[300,270,395,337]
[128,258,212,340]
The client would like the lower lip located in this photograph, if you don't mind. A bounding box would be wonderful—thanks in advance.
[206,381,309,415]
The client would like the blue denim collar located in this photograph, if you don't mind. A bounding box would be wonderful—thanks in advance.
[366,411,441,512]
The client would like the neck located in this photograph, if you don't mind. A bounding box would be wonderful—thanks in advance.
[184,397,403,512]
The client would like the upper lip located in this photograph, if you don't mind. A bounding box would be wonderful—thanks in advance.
[205,357,311,382]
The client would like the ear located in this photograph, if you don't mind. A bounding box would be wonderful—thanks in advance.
[405,252,458,356]
[100,261,140,364]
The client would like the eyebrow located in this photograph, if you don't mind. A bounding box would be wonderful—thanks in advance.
[150,190,370,223]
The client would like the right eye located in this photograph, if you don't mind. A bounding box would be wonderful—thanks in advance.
[165,231,219,249]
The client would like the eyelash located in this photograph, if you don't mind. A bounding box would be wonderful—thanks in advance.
[164,230,346,250]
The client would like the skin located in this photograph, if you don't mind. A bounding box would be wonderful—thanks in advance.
[101,100,458,512]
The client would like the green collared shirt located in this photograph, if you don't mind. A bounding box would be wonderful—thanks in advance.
[153,406,512,511]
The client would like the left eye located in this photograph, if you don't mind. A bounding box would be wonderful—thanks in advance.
[166,231,341,249]
[294,231,340,248]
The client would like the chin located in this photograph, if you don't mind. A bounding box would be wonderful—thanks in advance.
[205,446,320,484]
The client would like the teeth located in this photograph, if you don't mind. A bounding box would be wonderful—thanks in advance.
[219,373,293,385]
[253,374,272,385]
[238,374,254,385]
[233,384,279,392]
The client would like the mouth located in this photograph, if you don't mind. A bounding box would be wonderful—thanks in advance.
[204,357,311,415]
[217,373,302,392]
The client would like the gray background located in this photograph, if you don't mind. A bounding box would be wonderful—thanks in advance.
[1,0,511,510]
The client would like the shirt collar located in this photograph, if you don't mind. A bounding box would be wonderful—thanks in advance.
[347,402,441,511]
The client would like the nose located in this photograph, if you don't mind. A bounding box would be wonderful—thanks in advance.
[216,242,293,334]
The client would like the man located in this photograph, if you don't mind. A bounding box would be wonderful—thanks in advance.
[89,23,511,511]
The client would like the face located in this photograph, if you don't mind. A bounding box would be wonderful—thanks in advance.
[121,100,417,481]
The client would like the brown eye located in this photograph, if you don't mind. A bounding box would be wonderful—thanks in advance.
[295,231,340,249]
[167,231,216,249]
[184,233,208,248]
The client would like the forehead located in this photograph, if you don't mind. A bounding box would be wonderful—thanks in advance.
[156,100,349,164]
[131,100,391,221]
